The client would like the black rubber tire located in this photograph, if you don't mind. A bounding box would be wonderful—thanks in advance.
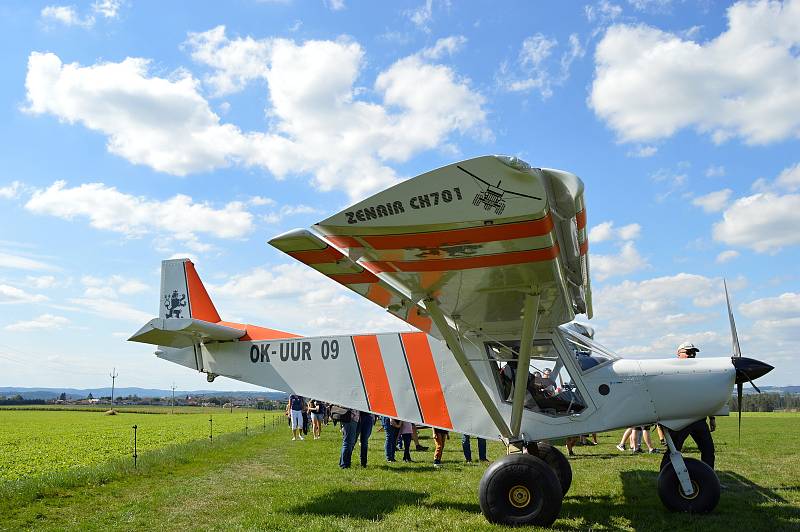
[535,442,572,496]
[478,454,563,527]
[657,457,720,514]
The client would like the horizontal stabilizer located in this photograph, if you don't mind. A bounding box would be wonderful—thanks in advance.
[129,318,246,348]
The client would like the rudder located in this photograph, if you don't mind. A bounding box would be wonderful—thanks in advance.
[160,259,221,322]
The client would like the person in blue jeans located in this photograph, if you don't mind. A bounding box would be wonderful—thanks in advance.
[339,409,359,468]
[462,434,488,462]
[356,411,373,467]
[383,417,400,462]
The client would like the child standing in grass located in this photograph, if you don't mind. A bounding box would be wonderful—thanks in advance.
[433,427,448,467]
[399,421,414,462]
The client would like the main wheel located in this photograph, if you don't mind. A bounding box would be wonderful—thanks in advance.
[657,457,720,514]
[534,442,572,496]
[478,454,562,527]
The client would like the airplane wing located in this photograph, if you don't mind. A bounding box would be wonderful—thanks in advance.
[270,155,591,338]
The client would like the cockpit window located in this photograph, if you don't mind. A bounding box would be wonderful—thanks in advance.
[558,325,618,373]
[485,340,586,417]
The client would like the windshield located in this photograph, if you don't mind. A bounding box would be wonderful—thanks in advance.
[558,324,619,372]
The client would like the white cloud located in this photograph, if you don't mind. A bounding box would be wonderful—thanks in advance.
[26,275,58,289]
[775,162,800,191]
[262,204,321,224]
[627,0,673,12]
[25,52,248,176]
[501,32,585,98]
[25,181,254,248]
[590,273,745,356]
[740,292,800,319]
[715,250,739,263]
[692,188,732,213]
[41,5,94,28]
[705,165,726,178]
[0,181,22,199]
[420,35,466,59]
[407,0,436,32]
[589,221,614,242]
[585,0,623,24]
[713,192,800,253]
[40,1,120,29]
[324,0,345,11]
[588,221,640,242]
[82,275,149,298]
[68,297,152,323]
[28,31,489,201]
[184,26,273,96]
[617,223,641,241]
[5,314,70,332]
[93,0,122,19]
[591,0,800,145]
[627,145,657,158]
[0,251,56,272]
[248,196,276,206]
[591,241,648,281]
[0,284,48,304]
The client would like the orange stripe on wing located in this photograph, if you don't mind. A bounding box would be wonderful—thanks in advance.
[579,239,588,256]
[358,216,554,250]
[288,246,343,265]
[576,209,587,230]
[329,271,378,285]
[352,335,398,417]
[366,284,392,308]
[401,332,452,429]
[372,244,560,273]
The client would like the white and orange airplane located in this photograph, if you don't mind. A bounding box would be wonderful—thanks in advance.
[130,155,772,526]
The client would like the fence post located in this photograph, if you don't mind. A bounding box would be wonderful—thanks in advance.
[209,415,213,444]
[245,412,249,436]
[132,425,138,468]
[263,413,266,431]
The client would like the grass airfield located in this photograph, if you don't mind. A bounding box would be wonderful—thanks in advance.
[0,411,798,531]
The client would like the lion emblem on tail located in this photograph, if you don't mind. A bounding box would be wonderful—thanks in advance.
[164,290,187,318]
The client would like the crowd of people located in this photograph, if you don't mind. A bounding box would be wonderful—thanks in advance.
[284,397,487,468]
[284,340,718,472]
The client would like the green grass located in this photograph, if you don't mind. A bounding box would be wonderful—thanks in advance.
[0,409,283,480]
[0,412,798,531]
[0,404,271,414]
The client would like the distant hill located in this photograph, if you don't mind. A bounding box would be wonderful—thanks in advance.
[0,387,288,401]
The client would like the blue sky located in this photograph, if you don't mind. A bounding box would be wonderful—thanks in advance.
[1,0,798,391]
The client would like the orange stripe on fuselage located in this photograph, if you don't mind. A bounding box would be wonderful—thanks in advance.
[400,332,452,429]
[185,260,221,322]
[357,216,553,250]
[352,335,397,417]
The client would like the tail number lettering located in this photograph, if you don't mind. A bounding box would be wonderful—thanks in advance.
[321,340,339,360]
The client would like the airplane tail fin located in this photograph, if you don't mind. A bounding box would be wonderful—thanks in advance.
[160,258,221,322]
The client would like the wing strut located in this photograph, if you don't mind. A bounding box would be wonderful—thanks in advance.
[425,298,512,439]
[510,291,540,437]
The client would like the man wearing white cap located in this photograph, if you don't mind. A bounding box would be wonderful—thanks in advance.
[659,342,717,470]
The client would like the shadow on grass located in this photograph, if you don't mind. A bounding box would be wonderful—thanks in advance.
[556,468,800,531]
[293,489,429,520]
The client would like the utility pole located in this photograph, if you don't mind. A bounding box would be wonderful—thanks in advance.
[171,382,176,414]
[109,367,118,408]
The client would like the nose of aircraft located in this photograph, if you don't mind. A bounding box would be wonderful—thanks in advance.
[732,357,773,384]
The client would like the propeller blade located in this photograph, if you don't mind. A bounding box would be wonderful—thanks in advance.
[737,381,743,443]
[724,279,742,358]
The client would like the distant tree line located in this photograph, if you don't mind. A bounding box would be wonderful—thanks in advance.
[728,393,800,412]
[0,395,46,405]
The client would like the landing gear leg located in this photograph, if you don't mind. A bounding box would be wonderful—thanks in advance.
[657,431,720,513]
[479,453,563,527]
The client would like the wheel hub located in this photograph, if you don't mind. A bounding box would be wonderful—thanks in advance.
[679,480,700,500]
[508,485,532,508]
